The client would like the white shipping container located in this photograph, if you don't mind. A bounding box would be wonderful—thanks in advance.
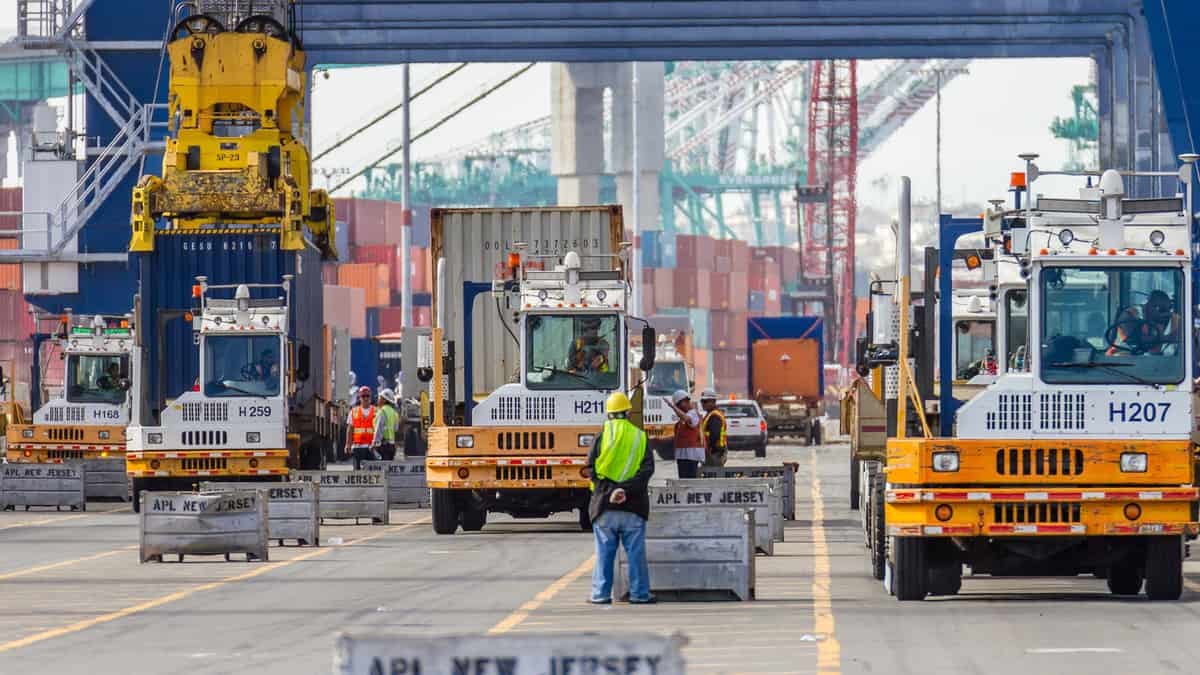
[431,206,623,403]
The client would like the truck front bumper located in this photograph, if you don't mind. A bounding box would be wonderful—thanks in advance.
[885,486,1199,537]
[126,449,289,478]
[426,456,591,490]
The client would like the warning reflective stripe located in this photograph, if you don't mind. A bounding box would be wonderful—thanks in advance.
[988,524,1086,535]
[429,457,588,467]
[890,488,1199,503]
[1105,523,1191,534]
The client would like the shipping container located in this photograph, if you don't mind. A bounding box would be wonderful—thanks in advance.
[0,238,20,290]
[350,336,378,392]
[366,306,405,336]
[414,306,432,327]
[133,233,324,422]
[334,220,350,262]
[688,307,711,349]
[323,285,367,338]
[728,271,749,312]
[640,231,662,268]
[337,263,390,307]
[709,271,730,309]
[672,267,711,308]
[748,290,766,313]
[747,316,824,400]
[730,239,750,271]
[351,244,399,286]
[659,231,678,269]
[653,266,675,311]
[413,291,432,307]
[0,187,21,236]
[431,205,623,402]
[676,234,715,270]
[710,310,748,350]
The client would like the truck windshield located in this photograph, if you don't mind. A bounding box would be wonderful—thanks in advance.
[647,361,688,395]
[1004,289,1029,372]
[1041,266,1184,385]
[66,354,127,405]
[204,335,283,398]
[954,319,995,379]
[526,314,620,391]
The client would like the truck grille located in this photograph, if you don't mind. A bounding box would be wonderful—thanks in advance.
[995,448,1083,476]
[496,431,555,451]
[495,465,552,481]
[47,449,84,459]
[181,457,228,471]
[182,402,229,422]
[1038,392,1086,431]
[181,430,228,446]
[994,502,1082,524]
[48,427,85,442]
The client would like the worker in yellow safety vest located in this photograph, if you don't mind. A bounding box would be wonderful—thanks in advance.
[373,388,402,461]
[699,388,727,467]
[586,391,655,605]
[347,385,378,469]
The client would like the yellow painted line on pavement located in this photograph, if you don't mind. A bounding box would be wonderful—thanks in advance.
[489,554,595,635]
[0,518,428,654]
[810,451,840,675]
[0,545,139,581]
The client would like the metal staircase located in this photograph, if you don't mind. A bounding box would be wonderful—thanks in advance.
[7,0,160,263]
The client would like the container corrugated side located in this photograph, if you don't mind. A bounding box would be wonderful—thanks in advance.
[746,316,824,397]
[134,233,324,420]
[431,205,623,401]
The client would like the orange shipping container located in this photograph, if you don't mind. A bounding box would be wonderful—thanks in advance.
[750,338,821,400]
[337,263,390,307]
[0,238,20,290]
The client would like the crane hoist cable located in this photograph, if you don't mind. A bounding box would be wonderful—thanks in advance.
[330,62,536,194]
[313,62,468,162]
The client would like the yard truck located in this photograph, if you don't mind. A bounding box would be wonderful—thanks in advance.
[747,316,825,445]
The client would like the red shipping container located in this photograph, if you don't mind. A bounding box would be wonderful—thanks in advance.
[352,244,399,289]
[730,239,750,271]
[337,198,403,246]
[710,311,748,350]
[676,234,716,270]
[653,266,675,310]
[713,238,733,260]
[0,187,20,236]
[410,246,431,293]
[337,263,390,307]
[728,271,749,312]
[374,306,405,334]
[673,267,711,308]
[0,238,20,290]
[641,273,657,317]
[414,306,432,327]
[709,272,731,310]
[321,262,339,285]
[713,256,733,274]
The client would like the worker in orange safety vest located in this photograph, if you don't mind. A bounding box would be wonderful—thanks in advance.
[347,385,379,469]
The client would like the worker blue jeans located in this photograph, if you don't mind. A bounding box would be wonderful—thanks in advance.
[591,510,651,602]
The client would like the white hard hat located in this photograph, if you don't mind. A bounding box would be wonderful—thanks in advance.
[699,388,718,401]
[671,389,690,404]
[379,388,397,404]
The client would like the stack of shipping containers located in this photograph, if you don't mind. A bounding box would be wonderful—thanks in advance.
[641,230,802,397]
[0,187,42,406]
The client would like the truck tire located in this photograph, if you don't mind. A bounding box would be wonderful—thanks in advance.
[754,444,767,458]
[849,456,861,510]
[431,489,460,535]
[927,562,962,596]
[893,537,927,601]
[1144,536,1183,600]
[870,473,887,580]
[460,506,487,532]
[578,507,593,532]
[1106,561,1143,596]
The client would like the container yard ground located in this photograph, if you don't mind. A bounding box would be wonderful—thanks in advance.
[2,445,1200,674]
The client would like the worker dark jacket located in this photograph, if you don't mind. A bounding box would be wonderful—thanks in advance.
[586,417,655,523]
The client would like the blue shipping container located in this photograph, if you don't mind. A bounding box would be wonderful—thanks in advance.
[350,337,378,392]
[746,316,824,396]
[659,231,678,269]
[641,231,662,268]
[134,233,324,421]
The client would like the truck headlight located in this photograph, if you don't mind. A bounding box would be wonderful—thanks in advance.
[21,428,33,438]
[931,451,959,472]
[1120,452,1147,473]
[147,432,163,444]
[98,430,110,440]
[578,433,595,448]
[246,432,261,444]
[455,434,474,448]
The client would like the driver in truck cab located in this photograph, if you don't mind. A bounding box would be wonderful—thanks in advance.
[1106,290,1181,355]
[570,318,611,374]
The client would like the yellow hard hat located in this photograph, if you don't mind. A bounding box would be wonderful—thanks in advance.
[605,392,632,414]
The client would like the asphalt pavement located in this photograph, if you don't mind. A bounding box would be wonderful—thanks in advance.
[2,444,1200,674]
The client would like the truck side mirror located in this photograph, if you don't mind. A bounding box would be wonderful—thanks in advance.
[296,344,311,382]
[119,360,130,379]
[638,326,656,372]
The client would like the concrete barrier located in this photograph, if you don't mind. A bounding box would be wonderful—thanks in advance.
[0,463,86,511]
[74,458,128,500]
[700,463,798,519]
[362,459,430,508]
[139,490,269,563]
[665,478,782,552]
[291,470,389,524]
[614,494,756,601]
[201,481,320,546]
[333,633,687,675]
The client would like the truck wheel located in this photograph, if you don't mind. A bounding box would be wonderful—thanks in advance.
[131,479,146,513]
[870,473,887,580]
[1106,561,1143,596]
[893,537,927,601]
[578,507,593,532]
[754,444,767,459]
[810,421,822,446]
[460,506,487,532]
[849,456,861,510]
[1144,536,1183,600]
[431,489,460,535]
[927,562,962,596]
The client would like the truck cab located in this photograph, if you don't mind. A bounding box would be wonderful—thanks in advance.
[7,314,133,463]
[126,277,301,509]
[886,156,1200,601]
[427,247,647,534]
